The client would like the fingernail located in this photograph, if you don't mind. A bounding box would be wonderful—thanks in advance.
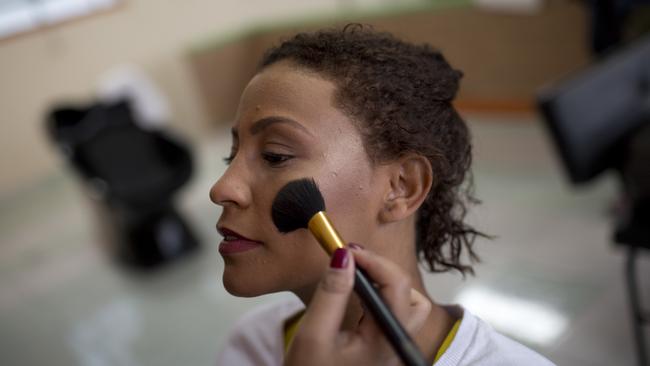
[348,243,365,250]
[330,248,349,269]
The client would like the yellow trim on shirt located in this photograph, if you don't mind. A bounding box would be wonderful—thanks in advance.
[283,310,305,354]
[434,318,461,362]
[283,311,462,364]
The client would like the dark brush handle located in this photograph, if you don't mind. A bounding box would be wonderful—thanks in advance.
[353,266,429,366]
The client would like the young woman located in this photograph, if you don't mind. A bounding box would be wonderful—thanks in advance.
[210,25,555,365]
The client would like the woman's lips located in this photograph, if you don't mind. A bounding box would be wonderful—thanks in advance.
[218,227,263,255]
[219,239,262,254]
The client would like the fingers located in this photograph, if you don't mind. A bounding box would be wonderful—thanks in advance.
[351,246,432,341]
[351,247,413,325]
[406,288,432,334]
[287,245,433,366]
[293,248,355,349]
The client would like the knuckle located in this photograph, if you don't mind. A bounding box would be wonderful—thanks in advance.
[355,248,375,261]
[320,271,353,293]
[421,298,433,312]
[396,277,411,291]
[410,290,431,313]
[414,298,432,320]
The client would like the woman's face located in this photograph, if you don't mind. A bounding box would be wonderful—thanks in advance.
[210,61,387,297]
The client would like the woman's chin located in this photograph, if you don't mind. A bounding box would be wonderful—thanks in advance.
[220,255,323,297]
[223,281,264,297]
[222,270,275,297]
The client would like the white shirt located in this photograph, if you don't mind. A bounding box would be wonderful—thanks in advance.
[215,298,556,366]
[434,305,555,366]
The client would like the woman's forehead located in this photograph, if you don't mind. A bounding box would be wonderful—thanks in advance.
[234,63,348,135]
[243,64,334,108]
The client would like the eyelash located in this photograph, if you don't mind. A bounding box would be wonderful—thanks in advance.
[222,152,294,167]
[262,152,293,166]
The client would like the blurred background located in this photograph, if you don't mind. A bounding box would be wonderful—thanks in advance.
[1,0,649,365]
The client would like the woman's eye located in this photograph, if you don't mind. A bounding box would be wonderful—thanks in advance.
[223,155,234,165]
[262,152,293,166]
[223,145,238,165]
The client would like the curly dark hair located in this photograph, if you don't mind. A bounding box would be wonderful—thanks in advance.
[259,24,487,275]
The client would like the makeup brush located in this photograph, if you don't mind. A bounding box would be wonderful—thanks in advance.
[272,178,428,366]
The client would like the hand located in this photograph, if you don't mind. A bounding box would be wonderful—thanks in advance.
[284,245,432,366]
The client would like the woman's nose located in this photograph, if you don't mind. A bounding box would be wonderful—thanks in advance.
[209,164,251,209]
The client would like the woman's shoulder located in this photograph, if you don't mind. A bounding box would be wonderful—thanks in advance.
[216,296,304,366]
[436,305,556,366]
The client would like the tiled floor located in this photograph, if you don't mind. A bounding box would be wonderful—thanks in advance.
[0,114,644,366]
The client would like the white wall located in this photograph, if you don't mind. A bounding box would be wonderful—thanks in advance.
[0,0,404,198]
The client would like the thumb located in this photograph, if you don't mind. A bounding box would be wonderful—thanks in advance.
[294,248,355,346]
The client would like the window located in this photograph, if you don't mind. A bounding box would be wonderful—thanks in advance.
[0,0,119,39]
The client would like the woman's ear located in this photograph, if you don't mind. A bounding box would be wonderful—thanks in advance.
[379,154,433,223]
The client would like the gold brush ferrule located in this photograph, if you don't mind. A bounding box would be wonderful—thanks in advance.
[307,211,345,256]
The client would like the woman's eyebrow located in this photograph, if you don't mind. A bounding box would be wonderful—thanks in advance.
[249,116,314,137]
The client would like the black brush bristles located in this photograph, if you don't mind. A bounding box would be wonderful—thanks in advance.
[272,178,326,233]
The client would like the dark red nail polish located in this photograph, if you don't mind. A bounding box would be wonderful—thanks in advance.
[330,248,349,269]
[348,243,365,250]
